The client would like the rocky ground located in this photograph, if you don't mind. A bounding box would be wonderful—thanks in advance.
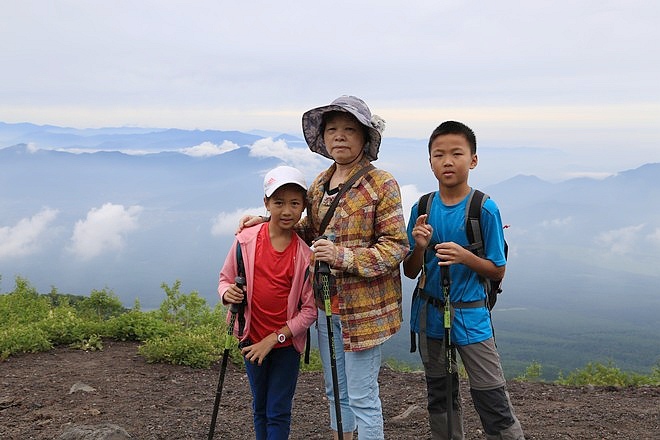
[1,340,658,439]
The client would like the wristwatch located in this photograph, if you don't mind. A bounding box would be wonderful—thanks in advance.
[276,332,286,344]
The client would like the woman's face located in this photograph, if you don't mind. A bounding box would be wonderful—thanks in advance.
[323,112,366,165]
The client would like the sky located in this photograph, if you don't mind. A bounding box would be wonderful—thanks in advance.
[2,1,660,175]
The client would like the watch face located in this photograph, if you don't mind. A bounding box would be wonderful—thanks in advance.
[277,333,286,343]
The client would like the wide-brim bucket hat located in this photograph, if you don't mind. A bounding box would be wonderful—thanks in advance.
[302,95,386,161]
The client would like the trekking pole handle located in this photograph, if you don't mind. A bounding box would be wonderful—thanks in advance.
[440,266,450,288]
[316,260,331,274]
[313,235,332,274]
[230,276,246,314]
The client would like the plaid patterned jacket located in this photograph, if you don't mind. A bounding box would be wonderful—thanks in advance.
[298,157,409,351]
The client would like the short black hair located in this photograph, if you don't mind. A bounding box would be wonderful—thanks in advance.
[427,121,477,154]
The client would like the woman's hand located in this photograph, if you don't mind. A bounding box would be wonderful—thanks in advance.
[236,215,267,233]
[312,237,337,264]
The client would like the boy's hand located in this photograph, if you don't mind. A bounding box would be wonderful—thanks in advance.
[435,242,468,266]
[411,214,433,248]
[223,283,245,304]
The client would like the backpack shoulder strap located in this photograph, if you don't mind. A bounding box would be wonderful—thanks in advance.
[417,191,434,217]
[409,191,434,353]
[465,189,489,257]
[416,190,436,267]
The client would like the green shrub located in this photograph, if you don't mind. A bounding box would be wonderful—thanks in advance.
[20,303,106,348]
[158,280,213,328]
[382,357,419,373]
[76,288,126,320]
[0,324,52,360]
[0,277,51,325]
[515,361,544,382]
[139,324,224,368]
[69,334,104,351]
[106,309,175,342]
[300,348,323,372]
[557,361,659,386]
[650,364,660,385]
[45,286,87,308]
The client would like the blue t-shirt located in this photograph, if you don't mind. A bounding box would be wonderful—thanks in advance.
[407,190,506,346]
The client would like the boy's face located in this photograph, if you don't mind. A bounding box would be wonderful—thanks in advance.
[323,112,366,165]
[429,133,477,189]
[264,185,306,231]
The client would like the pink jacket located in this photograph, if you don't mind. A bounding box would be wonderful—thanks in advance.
[217,224,316,353]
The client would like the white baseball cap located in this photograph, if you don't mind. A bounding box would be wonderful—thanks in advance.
[263,166,308,197]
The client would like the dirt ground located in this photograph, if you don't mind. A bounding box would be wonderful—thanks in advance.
[1,340,658,440]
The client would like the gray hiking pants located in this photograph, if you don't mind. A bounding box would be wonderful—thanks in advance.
[420,337,525,440]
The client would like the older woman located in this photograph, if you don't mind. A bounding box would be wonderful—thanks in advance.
[242,96,408,440]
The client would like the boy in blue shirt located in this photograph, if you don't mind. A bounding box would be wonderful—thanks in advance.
[403,121,525,440]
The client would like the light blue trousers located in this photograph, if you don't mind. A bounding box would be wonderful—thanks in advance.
[316,310,384,440]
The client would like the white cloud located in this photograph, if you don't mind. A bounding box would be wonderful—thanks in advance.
[69,203,142,260]
[399,184,425,226]
[540,217,573,228]
[0,209,59,259]
[563,171,615,180]
[595,224,645,255]
[181,140,240,157]
[211,206,266,237]
[248,138,321,171]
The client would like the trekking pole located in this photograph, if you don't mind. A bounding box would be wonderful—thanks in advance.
[208,275,245,440]
[315,236,344,436]
[441,265,453,440]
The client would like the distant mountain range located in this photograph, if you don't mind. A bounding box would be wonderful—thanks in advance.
[1,121,658,378]
[0,121,265,151]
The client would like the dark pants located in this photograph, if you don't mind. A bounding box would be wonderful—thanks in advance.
[244,345,301,440]
[420,336,524,439]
